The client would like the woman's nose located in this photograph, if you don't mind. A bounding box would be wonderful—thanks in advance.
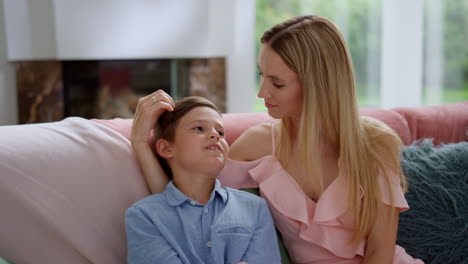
[257,83,269,99]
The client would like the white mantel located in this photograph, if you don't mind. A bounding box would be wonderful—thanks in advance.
[1,0,255,115]
[4,0,235,60]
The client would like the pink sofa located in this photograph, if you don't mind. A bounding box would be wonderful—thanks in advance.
[94,102,468,146]
[0,102,466,264]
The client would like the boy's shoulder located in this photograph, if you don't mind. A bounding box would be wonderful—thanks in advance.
[126,193,167,214]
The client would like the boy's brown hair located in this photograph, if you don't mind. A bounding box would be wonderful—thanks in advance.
[153,96,222,179]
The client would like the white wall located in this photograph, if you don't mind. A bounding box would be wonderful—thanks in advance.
[52,0,233,59]
[2,0,256,115]
[0,0,17,125]
[3,0,56,60]
[4,0,233,60]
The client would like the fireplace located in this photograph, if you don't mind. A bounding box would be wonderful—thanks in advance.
[15,58,226,124]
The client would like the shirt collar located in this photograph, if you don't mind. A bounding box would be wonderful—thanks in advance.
[165,179,228,207]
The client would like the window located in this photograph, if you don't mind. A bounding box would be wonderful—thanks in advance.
[255,0,468,110]
[423,0,468,105]
[255,0,382,111]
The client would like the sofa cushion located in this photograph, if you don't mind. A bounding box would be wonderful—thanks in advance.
[397,139,468,263]
[221,113,274,145]
[393,102,468,144]
[0,117,148,264]
[359,108,411,144]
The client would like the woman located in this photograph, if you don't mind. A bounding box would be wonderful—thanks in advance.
[131,15,423,263]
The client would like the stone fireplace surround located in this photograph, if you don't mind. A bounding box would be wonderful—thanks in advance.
[15,58,225,124]
[1,1,255,125]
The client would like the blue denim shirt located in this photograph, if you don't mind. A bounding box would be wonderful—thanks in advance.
[125,179,281,264]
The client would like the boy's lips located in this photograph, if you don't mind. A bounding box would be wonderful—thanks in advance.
[206,144,223,153]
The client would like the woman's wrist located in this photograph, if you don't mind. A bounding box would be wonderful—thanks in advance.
[131,139,151,150]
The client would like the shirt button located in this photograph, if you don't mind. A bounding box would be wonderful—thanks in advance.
[190,200,196,205]
[204,208,208,213]
[206,241,212,248]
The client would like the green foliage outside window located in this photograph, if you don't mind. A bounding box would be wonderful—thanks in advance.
[423,0,468,104]
[255,0,468,110]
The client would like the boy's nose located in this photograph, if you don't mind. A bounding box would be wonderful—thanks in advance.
[209,130,221,140]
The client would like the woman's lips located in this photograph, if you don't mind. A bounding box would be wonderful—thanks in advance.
[265,102,277,109]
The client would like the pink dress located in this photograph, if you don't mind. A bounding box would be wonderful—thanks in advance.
[218,124,424,264]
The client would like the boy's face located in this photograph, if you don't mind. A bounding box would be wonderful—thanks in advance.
[162,106,229,176]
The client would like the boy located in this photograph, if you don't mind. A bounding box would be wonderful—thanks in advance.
[125,96,281,264]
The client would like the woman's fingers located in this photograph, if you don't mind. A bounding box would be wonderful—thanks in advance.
[141,90,175,108]
[149,100,174,116]
[135,91,175,121]
[130,90,175,144]
[135,91,174,120]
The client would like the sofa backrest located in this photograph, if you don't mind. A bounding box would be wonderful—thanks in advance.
[94,102,468,146]
[221,109,413,145]
[393,102,468,144]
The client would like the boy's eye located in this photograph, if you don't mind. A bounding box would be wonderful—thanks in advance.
[217,131,224,137]
[193,126,203,131]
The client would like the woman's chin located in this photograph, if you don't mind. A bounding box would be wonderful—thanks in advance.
[267,109,282,119]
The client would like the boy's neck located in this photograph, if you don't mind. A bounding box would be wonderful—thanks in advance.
[172,171,217,205]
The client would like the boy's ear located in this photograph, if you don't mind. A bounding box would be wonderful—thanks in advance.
[156,139,174,159]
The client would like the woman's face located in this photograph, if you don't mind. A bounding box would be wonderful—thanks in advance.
[257,43,303,120]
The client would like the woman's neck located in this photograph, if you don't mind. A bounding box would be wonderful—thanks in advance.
[286,117,339,152]
[282,117,301,142]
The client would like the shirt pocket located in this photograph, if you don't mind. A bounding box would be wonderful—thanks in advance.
[216,225,252,235]
[211,224,253,264]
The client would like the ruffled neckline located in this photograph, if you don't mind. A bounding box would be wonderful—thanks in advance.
[248,155,370,258]
[248,154,359,227]
[245,153,409,259]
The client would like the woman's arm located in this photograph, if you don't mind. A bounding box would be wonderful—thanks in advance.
[130,90,174,194]
[228,123,273,161]
[362,205,399,264]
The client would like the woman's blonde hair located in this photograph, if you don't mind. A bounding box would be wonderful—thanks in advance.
[261,15,407,243]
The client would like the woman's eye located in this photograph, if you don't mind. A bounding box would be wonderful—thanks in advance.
[273,83,285,88]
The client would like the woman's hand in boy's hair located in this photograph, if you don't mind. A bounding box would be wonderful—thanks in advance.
[131,90,175,146]
[130,90,174,194]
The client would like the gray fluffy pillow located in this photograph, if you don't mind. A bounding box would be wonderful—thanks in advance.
[397,139,468,264]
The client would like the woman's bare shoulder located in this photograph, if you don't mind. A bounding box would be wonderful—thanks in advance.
[228,122,274,161]
[361,116,400,142]
[361,116,402,158]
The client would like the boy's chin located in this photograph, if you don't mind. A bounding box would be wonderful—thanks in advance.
[206,155,225,164]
